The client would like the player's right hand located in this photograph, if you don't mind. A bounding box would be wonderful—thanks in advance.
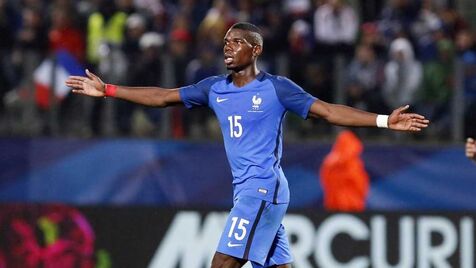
[465,137,476,162]
[65,69,105,97]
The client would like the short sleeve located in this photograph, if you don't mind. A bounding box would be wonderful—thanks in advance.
[271,76,317,119]
[179,76,219,109]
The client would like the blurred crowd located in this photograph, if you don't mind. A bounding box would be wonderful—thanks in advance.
[0,0,475,141]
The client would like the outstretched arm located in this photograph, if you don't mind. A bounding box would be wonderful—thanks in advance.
[65,70,182,107]
[466,138,476,162]
[308,99,429,131]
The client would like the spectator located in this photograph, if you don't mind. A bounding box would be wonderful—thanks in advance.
[169,13,193,86]
[303,63,332,103]
[13,6,48,68]
[257,4,286,74]
[168,14,194,138]
[117,0,136,15]
[86,0,128,135]
[313,0,358,102]
[0,0,20,119]
[296,63,334,137]
[175,0,208,33]
[313,0,358,60]
[116,32,165,136]
[360,22,387,60]
[183,46,220,138]
[346,44,387,113]
[288,19,313,86]
[141,0,170,33]
[383,37,422,110]
[86,0,127,66]
[185,46,220,85]
[283,0,312,19]
[235,0,253,23]
[48,5,86,135]
[411,0,442,63]
[358,0,384,22]
[197,0,236,48]
[418,38,454,138]
[49,7,85,63]
[9,6,48,134]
[122,13,147,64]
[134,0,164,17]
[114,13,148,136]
[438,5,469,39]
[455,29,476,137]
[377,0,419,45]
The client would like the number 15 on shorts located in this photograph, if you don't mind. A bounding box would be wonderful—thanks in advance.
[228,217,250,241]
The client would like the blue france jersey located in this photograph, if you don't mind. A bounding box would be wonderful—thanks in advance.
[179,72,316,203]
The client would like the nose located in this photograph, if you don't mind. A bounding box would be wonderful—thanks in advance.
[224,43,232,53]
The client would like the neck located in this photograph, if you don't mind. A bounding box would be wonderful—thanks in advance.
[231,63,259,87]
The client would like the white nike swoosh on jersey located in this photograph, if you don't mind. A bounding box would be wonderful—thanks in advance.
[227,242,243,247]
[216,97,228,103]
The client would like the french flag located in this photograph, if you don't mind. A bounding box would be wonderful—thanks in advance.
[33,50,85,109]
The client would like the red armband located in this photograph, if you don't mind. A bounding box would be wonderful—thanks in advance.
[104,84,118,97]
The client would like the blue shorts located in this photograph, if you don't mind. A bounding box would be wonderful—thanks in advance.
[216,196,293,266]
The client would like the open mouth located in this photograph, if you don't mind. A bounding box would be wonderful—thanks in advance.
[224,54,233,64]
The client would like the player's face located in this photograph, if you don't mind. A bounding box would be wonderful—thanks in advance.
[223,29,255,71]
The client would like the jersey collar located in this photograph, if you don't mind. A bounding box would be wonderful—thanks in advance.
[226,71,266,84]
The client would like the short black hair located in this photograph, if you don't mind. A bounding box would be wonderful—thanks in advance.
[229,22,263,47]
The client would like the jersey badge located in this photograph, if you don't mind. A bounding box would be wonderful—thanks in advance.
[249,94,263,113]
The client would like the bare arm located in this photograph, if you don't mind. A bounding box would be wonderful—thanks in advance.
[65,70,182,107]
[308,99,429,131]
[466,138,476,162]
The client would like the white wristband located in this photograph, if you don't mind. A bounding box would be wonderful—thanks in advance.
[376,115,389,128]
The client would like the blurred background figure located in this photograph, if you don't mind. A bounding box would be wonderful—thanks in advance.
[168,13,194,138]
[313,0,359,62]
[377,0,419,45]
[48,5,87,136]
[116,31,165,137]
[257,4,285,74]
[456,29,476,138]
[197,0,236,49]
[184,45,219,139]
[86,0,128,136]
[346,44,386,113]
[359,22,387,59]
[5,5,48,135]
[319,130,369,212]
[383,37,422,110]
[288,19,313,87]
[0,0,19,133]
[114,12,147,136]
[345,43,387,137]
[417,38,454,139]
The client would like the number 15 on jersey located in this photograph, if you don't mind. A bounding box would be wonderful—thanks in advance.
[228,115,242,138]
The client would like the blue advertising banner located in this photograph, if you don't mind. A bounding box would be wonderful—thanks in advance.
[0,138,474,210]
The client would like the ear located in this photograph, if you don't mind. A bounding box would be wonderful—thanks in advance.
[252,45,263,58]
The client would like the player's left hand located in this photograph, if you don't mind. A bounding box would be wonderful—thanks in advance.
[388,105,429,131]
